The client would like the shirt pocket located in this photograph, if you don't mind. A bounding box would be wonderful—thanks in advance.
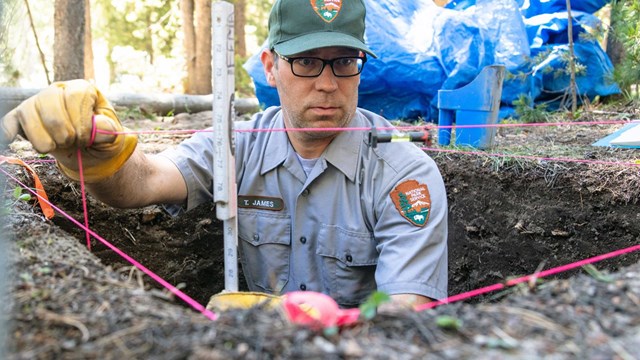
[238,210,291,293]
[316,225,378,307]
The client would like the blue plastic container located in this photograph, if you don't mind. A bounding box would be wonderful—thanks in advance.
[437,65,505,149]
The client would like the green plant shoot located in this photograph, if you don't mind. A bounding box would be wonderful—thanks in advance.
[13,186,31,202]
[359,291,391,320]
[435,315,463,330]
[582,264,613,283]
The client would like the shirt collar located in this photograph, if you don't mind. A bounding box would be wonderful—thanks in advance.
[260,108,363,182]
[323,113,362,182]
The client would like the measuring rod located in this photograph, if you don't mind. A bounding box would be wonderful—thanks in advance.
[212,1,238,292]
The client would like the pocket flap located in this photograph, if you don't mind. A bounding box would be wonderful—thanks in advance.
[238,210,291,246]
[316,225,377,266]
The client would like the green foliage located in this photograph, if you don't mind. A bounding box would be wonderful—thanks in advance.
[246,0,272,45]
[359,291,391,320]
[13,186,31,202]
[398,193,411,212]
[0,0,21,86]
[610,0,640,99]
[506,48,584,83]
[506,32,588,113]
[2,186,32,215]
[582,264,614,283]
[511,94,550,123]
[435,315,462,330]
[323,325,339,337]
[554,51,587,79]
[235,54,255,98]
[94,0,180,63]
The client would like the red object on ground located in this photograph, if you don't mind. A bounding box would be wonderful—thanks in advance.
[282,291,361,329]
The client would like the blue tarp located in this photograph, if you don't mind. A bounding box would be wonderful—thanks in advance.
[244,0,620,120]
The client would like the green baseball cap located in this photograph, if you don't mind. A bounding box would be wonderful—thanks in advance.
[268,0,377,58]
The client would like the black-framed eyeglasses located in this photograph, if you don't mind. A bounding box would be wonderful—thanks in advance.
[274,51,367,78]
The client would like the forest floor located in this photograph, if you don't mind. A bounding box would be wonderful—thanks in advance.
[1,101,640,359]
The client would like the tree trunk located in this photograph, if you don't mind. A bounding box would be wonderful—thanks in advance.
[145,12,155,65]
[565,0,577,115]
[606,4,625,69]
[54,0,85,81]
[84,0,94,81]
[194,0,212,94]
[235,0,247,58]
[182,0,197,94]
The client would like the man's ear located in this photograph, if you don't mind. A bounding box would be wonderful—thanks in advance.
[260,49,277,87]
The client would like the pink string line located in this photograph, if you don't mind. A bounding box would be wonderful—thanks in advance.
[0,166,218,321]
[97,128,214,136]
[433,119,635,129]
[415,243,640,312]
[88,115,97,147]
[98,119,637,136]
[77,150,91,251]
[421,147,640,167]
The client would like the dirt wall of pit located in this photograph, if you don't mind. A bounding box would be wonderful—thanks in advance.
[20,154,640,305]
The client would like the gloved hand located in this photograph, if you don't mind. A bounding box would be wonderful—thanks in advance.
[0,79,137,183]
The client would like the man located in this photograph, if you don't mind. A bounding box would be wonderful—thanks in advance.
[0,0,447,308]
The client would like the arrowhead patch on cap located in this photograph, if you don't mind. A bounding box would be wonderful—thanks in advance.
[310,0,342,23]
[390,180,432,227]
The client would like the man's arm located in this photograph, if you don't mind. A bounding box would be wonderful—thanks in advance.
[86,150,187,208]
[375,294,432,313]
[372,140,449,304]
[389,294,431,308]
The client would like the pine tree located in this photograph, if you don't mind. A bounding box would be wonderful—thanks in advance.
[398,193,412,213]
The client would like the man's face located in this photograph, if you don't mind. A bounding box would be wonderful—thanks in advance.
[262,47,362,141]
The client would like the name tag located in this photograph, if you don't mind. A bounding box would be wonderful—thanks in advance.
[238,195,284,211]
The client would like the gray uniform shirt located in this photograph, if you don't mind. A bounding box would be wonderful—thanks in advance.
[161,106,448,307]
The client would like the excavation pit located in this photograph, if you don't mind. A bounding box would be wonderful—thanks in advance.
[40,149,640,306]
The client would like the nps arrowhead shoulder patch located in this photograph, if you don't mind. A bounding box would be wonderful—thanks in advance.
[310,0,342,23]
[390,180,431,227]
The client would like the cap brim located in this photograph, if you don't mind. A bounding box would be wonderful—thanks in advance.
[273,32,377,58]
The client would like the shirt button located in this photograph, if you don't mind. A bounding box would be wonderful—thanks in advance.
[253,234,260,241]
[346,254,353,262]
[300,284,307,291]
[299,236,307,244]
[301,189,310,197]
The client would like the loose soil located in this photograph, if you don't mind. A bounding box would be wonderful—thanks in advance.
[2,105,640,359]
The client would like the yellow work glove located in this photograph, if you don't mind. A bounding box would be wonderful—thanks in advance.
[206,291,282,312]
[0,79,137,183]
